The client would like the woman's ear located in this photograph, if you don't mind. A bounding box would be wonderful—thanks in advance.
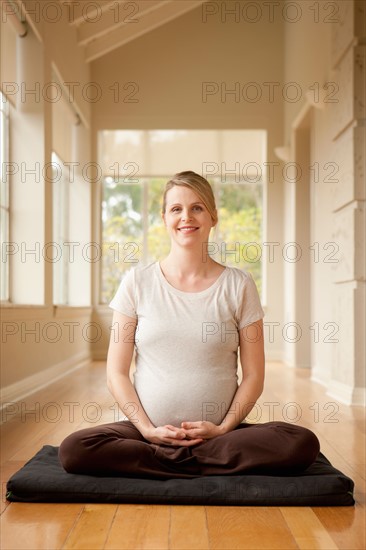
[161,212,166,226]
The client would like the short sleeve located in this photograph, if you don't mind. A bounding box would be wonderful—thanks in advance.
[109,268,137,319]
[235,272,265,329]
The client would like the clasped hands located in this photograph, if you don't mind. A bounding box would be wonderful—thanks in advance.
[144,421,225,447]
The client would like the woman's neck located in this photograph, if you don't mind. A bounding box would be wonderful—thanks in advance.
[160,247,219,277]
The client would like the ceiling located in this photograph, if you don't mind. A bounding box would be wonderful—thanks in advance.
[60,0,205,63]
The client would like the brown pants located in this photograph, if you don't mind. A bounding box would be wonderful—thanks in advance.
[58,420,320,479]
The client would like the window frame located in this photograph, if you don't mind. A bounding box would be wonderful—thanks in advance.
[101,175,263,304]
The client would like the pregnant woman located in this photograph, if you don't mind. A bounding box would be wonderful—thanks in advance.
[59,171,320,478]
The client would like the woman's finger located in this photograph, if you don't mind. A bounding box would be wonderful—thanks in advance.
[164,425,186,438]
[165,437,203,447]
[181,421,201,429]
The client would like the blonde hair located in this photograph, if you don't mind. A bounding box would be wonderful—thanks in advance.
[162,171,218,225]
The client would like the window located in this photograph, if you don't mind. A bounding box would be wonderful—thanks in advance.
[210,177,262,293]
[102,177,170,303]
[0,92,10,301]
[100,130,265,304]
[51,85,92,307]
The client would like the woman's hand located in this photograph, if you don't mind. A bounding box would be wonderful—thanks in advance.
[143,425,203,447]
[181,421,225,440]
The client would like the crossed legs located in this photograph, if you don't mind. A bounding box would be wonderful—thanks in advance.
[59,420,320,479]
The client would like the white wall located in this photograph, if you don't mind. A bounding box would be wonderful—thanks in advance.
[282,0,365,404]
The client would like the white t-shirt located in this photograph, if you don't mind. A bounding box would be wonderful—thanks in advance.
[109,261,264,427]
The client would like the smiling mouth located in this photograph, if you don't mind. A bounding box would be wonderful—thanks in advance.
[177,227,199,233]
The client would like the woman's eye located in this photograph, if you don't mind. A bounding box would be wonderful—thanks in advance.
[170,205,202,213]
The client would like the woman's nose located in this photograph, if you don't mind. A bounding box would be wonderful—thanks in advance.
[181,209,192,221]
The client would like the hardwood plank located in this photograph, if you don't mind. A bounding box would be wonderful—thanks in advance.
[280,507,338,549]
[0,503,83,550]
[170,505,209,549]
[1,361,364,550]
[104,504,170,549]
[313,503,366,550]
[206,506,298,549]
[62,504,117,549]
[1,363,114,465]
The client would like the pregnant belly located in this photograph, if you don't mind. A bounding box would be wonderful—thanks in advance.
[134,371,238,428]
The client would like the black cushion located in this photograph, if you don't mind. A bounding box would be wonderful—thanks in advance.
[6,446,355,506]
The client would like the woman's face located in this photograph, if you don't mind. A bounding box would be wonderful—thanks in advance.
[162,185,215,249]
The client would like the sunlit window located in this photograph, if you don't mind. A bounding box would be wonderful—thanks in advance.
[100,130,265,304]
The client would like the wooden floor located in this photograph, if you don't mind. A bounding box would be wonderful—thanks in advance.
[1,361,365,550]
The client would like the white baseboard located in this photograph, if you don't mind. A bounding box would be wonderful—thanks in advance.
[327,380,366,406]
[311,368,329,388]
[0,351,90,412]
[351,387,366,407]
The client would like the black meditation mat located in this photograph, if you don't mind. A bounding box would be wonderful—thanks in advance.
[6,445,355,506]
